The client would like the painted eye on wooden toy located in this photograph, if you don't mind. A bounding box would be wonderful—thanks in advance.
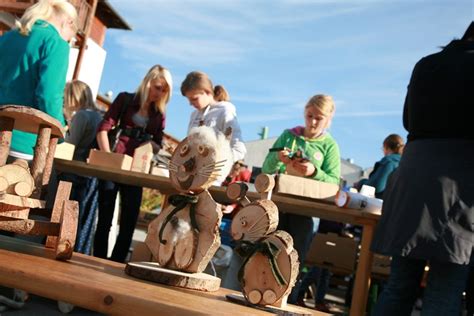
[197,145,209,157]
[179,144,190,157]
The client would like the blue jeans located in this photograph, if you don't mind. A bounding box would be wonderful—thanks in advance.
[373,255,470,316]
[58,173,99,255]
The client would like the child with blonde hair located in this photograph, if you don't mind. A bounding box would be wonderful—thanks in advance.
[262,94,341,308]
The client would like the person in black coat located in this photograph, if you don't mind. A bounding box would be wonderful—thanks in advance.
[371,22,474,316]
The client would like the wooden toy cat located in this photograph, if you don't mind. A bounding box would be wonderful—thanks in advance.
[145,126,233,273]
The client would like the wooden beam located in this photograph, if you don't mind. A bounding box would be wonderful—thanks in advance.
[0,217,60,235]
[72,0,98,80]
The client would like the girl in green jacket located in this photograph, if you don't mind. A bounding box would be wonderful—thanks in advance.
[262,94,341,305]
[0,0,77,159]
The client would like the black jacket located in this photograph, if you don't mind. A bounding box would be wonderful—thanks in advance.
[371,40,474,265]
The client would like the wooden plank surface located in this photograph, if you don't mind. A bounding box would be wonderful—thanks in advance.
[0,235,320,315]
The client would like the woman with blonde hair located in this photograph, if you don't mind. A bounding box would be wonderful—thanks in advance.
[94,64,172,263]
[64,80,102,162]
[60,80,102,255]
[0,0,77,160]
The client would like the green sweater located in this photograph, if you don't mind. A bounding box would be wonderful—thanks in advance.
[262,126,341,184]
[0,20,69,155]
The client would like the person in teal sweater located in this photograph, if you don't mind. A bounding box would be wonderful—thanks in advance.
[262,94,341,305]
[0,0,77,159]
[357,134,404,199]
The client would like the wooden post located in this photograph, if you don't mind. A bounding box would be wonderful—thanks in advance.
[40,137,58,200]
[0,117,14,166]
[350,222,375,316]
[72,0,98,80]
[31,124,51,199]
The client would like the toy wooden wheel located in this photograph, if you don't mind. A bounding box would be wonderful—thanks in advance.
[55,200,78,260]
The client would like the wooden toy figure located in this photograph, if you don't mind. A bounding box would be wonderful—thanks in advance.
[0,105,78,260]
[126,126,233,291]
[225,174,299,308]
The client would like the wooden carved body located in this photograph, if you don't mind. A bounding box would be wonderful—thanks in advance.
[239,231,299,306]
[227,175,299,308]
[146,190,222,273]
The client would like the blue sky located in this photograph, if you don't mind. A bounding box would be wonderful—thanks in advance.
[99,0,473,168]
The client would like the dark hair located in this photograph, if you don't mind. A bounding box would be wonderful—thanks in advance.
[180,71,213,96]
[383,134,404,154]
[214,85,230,102]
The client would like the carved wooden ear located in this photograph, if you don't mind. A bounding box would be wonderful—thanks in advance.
[224,127,233,140]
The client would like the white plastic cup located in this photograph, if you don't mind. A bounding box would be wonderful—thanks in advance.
[335,190,383,214]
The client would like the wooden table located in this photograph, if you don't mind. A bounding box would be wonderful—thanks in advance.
[54,159,380,316]
[0,235,319,315]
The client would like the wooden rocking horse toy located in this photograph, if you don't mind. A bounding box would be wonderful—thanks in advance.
[225,174,299,309]
[125,126,233,291]
[0,105,78,260]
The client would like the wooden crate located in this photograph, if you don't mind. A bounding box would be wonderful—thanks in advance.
[54,142,75,161]
[88,149,132,170]
[306,233,358,272]
[275,174,339,201]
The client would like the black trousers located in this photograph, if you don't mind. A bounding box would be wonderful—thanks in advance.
[93,180,142,263]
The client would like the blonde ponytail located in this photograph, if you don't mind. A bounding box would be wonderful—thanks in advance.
[15,0,77,36]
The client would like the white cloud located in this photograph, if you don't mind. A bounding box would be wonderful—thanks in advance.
[114,34,246,66]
